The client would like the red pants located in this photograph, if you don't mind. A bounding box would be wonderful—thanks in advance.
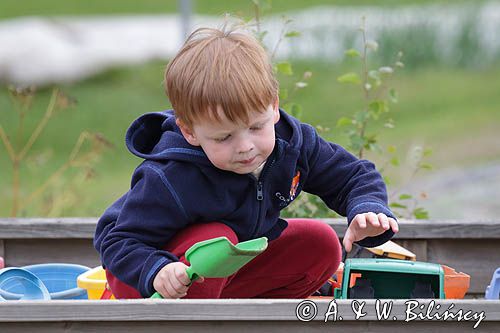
[106,218,341,299]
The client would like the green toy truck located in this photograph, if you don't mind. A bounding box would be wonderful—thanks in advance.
[334,258,445,299]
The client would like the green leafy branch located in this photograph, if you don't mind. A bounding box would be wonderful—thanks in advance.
[385,145,433,219]
[336,17,404,159]
[336,17,432,219]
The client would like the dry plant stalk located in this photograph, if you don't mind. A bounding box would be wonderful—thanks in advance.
[0,86,113,217]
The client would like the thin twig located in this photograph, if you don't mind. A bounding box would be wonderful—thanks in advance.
[358,18,370,159]
[19,131,91,211]
[361,18,369,101]
[16,111,26,151]
[18,94,34,150]
[8,90,22,116]
[68,131,91,161]
[0,124,16,161]
[18,88,58,161]
[20,160,72,211]
[271,20,289,61]
[389,165,422,199]
[11,160,20,217]
[254,2,261,37]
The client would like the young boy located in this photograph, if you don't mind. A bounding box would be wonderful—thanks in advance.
[94,27,398,299]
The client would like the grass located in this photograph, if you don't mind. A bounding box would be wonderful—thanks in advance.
[1,59,499,217]
[0,0,484,19]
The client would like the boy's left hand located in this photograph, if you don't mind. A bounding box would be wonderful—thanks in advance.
[343,212,399,252]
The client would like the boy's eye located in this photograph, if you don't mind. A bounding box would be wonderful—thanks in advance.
[214,135,230,142]
[250,125,263,131]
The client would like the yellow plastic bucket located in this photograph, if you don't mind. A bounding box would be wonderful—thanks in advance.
[77,266,115,300]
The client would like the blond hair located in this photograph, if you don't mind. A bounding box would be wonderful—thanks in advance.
[165,27,279,127]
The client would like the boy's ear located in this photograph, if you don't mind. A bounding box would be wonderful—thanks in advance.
[273,97,280,124]
[176,119,200,146]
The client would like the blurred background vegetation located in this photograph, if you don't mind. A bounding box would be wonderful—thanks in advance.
[0,0,481,18]
[1,0,499,219]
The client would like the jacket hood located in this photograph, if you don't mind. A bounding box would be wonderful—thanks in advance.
[125,109,303,164]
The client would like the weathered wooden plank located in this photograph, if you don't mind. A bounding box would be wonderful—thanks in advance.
[1,321,500,333]
[398,240,428,261]
[0,218,97,239]
[1,238,491,296]
[0,299,497,333]
[390,221,500,239]
[0,299,497,322]
[3,239,100,268]
[324,219,500,239]
[1,218,499,239]
[0,321,498,333]
[0,218,498,297]
[426,240,500,296]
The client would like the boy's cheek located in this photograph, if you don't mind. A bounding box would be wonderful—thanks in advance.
[206,154,225,169]
[205,150,232,171]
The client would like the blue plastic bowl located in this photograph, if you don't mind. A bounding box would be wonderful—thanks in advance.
[0,264,90,300]
[0,267,51,300]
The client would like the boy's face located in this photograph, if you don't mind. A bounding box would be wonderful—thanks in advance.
[177,102,280,174]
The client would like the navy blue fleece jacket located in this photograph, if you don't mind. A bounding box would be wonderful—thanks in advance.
[94,109,396,297]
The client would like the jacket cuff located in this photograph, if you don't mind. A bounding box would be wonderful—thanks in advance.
[139,251,178,297]
[346,201,397,248]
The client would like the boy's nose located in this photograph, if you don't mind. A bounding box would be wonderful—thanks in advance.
[236,140,254,154]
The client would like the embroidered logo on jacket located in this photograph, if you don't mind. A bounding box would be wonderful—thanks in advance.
[275,170,301,207]
[289,170,301,201]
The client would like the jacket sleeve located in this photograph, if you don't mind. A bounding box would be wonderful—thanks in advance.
[94,164,190,297]
[301,125,396,247]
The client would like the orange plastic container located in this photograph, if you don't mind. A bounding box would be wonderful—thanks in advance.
[441,264,470,299]
[335,262,362,288]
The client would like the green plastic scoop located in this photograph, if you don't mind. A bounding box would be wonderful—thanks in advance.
[151,236,268,298]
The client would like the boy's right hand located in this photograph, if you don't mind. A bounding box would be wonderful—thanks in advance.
[152,262,204,299]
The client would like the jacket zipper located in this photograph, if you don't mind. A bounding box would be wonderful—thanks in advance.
[256,182,264,200]
[256,155,275,201]
[251,154,276,238]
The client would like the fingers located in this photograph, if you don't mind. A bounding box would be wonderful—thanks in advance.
[389,217,399,233]
[354,213,367,229]
[158,276,185,299]
[365,212,380,228]
[343,228,354,252]
[166,266,189,298]
[174,264,192,286]
[344,214,363,252]
[344,213,398,253]
[155,279,177,299]
[344,213,369,252]
[153,263,193,299]
[377,213,390,230]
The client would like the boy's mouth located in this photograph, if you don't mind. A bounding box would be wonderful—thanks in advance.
[237,156,256,165]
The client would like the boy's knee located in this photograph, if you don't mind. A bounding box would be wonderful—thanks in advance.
[288,219,341,271]
[164,222,238,256]
[313,223,341,264]
[205,222,239,245]
[291,219,340,246]
[306,223,342,281]
[184,221,239,246]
